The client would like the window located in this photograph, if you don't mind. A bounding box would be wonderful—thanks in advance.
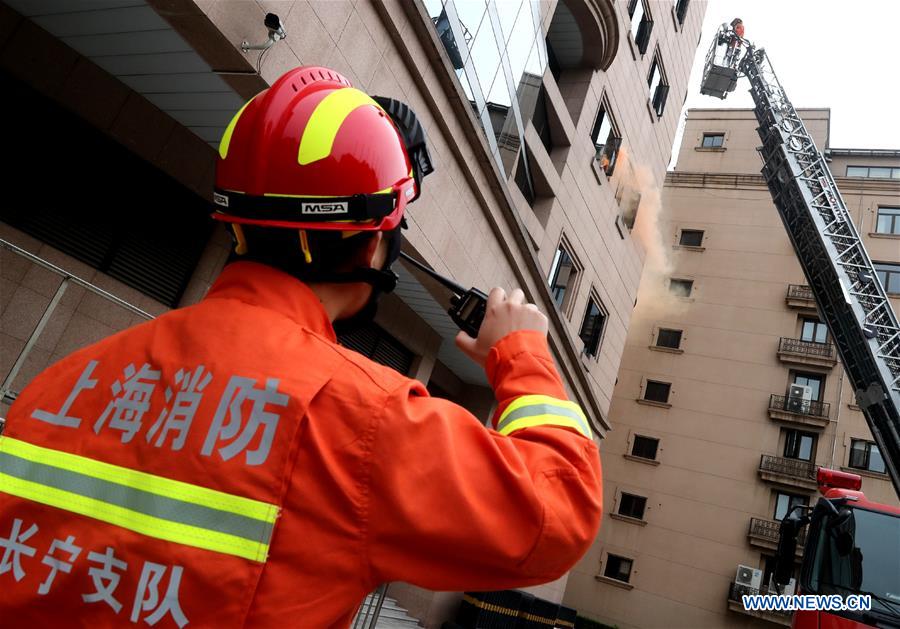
[669,278,693,297]
[643,380,671,404]
[514,148,536,206]
[647,54,669,118]
[591,100,621,176]
[679,229,704,246]
[674,0,690,26]
[618,493,647,519]
[548,244,577,310]
[876,207,900,235]
[701,133,724,148]
[532,88,553,154]
[604,554,633,583]
[875,262,900,294]
[846,165,900,179]
[656,328,682,349]
[792,372,824,401]
[783,429,816,462]
[800,318,828,344]
[849,439,886,474]
[774,492,809,521]
[628,0,653,55]
[631,435,659,460]
[579,297,607,357]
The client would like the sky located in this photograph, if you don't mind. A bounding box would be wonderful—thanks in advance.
[671,0,900,165]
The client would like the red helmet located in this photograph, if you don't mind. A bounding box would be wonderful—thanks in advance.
[213,66,431,233]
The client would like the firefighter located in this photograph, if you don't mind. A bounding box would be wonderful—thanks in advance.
[0,66,602,627]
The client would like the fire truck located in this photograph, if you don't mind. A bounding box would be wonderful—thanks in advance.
[701,20,900,628]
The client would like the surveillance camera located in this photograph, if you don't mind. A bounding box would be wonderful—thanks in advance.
[241,12,287,53]
[264,13,285,38]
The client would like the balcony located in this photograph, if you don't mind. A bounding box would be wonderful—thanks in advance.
[747,517,807,555]
[786,284,817,311]
[727,582,792,626]
[768,394,830,429]
[776,337,837,369]
[758,455,818,491]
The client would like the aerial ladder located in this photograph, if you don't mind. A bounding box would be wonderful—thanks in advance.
[701,20,900,498]
[702,21,900,627]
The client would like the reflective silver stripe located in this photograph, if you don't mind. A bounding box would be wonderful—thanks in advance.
[496,403,591,437]
[0,452,274,546]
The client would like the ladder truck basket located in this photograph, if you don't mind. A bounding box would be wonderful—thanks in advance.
[700,24,741,99]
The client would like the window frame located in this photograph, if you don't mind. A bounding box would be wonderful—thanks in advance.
[603,553,634,583]
[875,206,900,235]
[791,372,825,402]
[579,293,608,358]
[628,0,654,55]
[783,429,817,462]
[674,0,690,26]
[643,380,671,404]
[773,491,809,521]
[849,439,886,474]
[669,278,693,298]
[875,261,900,295]
[655,328,683,349]
[800,317,828,344]
[631,435,660,460]
[678,229,704,247]
[547,240,579,315]
[700,132,724,148]
[647,52,670,118]
[845,165,900,179]
[590,96,622,177]
[617,492,648,520]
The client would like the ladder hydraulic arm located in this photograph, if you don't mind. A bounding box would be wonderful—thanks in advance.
[701,23,900,496]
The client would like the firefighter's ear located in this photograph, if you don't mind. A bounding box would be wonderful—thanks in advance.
[361,232,386,269]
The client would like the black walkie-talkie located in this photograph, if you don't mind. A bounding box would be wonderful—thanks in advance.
[399,252,487,338]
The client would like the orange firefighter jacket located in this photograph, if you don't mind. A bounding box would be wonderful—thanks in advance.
[0,261,602,627]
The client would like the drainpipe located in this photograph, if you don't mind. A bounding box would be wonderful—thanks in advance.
[830,371,844,469]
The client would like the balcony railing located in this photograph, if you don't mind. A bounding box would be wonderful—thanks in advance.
[778,337,836,359]
[760,454,817,480]
[748,517,808,551]
[727,582,792,625]
[787,284,814,301]
[769,394,830,419]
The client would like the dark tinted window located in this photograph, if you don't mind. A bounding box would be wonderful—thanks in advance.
[604,554,633,583]
[656,329,682,349]
[632,435,659,460]
[618,493,647,519]
[644,380,671,403]
[679,230,704,246]
[580,298,607,357]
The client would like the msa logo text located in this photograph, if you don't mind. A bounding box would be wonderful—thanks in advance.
[213,192,229,207]
[301,201,349,215]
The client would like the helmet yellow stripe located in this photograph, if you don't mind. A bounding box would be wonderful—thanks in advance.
[298,88,383,166]
[219,96,256,160]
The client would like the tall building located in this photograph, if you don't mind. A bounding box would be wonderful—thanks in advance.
[0,0,701,626]
[563,107,900,627]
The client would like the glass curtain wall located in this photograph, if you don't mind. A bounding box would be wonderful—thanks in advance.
[424,0,548,180]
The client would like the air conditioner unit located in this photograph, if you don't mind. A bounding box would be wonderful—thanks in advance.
[735,565,763,590]
[768,575,796,596]
[787,384,813,414]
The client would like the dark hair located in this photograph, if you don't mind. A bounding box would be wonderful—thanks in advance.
[228,224,376,283]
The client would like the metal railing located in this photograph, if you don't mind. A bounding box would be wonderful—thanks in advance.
[351,584,387,629]
[778,337,837,360]
[728,582,792,619]
[0,239,153,405]
[749,517,808,547]
[786,284,815,301]
[759,455,817,481]
[769,394,830,419]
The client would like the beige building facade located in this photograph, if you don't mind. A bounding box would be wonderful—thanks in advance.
[563,108,900,628]
[0,0,703,626]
